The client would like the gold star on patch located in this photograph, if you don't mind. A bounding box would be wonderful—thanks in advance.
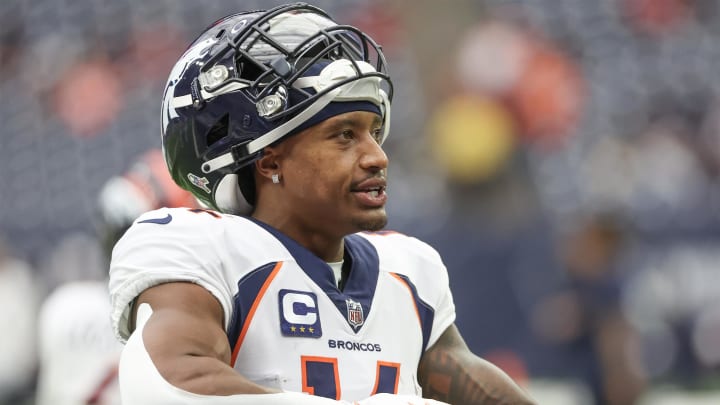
[300,326,306,333]
[290,326,297,332]
[309,327,314,333]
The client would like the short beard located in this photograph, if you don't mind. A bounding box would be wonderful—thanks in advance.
[353,213,388,232]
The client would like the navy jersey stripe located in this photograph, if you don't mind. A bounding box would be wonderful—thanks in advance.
[227,261,281,359]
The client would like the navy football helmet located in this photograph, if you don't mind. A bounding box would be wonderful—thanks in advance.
[161,2,393,214]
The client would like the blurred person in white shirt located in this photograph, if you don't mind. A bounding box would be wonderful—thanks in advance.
[0,239,38,404]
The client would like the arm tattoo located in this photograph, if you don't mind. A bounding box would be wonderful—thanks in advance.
[418,326,535,405]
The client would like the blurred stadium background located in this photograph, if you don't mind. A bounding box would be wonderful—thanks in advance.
[2,0,720,404]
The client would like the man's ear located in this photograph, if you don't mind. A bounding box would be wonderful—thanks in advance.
[255,146,281,183]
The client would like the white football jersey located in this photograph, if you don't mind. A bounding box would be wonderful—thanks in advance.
[109,207,455,401]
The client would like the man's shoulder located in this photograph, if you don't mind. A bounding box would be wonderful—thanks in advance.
[113,207,272,264]
[357,230,443,266]
[133,206,239,226]
[358,229,438,251]
[121,207,258,240]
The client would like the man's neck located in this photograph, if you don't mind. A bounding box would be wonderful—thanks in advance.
[251,212,345,262]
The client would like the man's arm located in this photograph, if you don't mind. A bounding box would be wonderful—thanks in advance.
[131,281,274,395]
[126,282,447,405]
[417,324,536,405]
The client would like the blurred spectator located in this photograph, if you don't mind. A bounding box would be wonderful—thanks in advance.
[36,281,122,405]
[35,149,197,405]
[94,149,198,257]
[51,57,124,138]
[622,240,720,386]
[0,239,38,404]
[531,213,647,405]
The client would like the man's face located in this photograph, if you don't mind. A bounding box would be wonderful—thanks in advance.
[273,110,389,237]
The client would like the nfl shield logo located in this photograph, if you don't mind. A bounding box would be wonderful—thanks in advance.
[346,298,364,328]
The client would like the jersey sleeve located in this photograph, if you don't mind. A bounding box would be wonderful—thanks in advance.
[108,207,234,343]
[364,232,456,350]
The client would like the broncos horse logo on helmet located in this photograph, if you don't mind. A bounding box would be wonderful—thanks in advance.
[161,2,393,214]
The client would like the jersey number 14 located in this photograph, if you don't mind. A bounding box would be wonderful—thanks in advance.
[302,356,401,399]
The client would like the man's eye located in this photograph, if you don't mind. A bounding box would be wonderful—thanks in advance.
[340,130,354,140]
[373,128,383,142]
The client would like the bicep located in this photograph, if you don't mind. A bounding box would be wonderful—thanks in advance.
[130,282,267,394]
[134,281,229,359]
[418,324,536,405]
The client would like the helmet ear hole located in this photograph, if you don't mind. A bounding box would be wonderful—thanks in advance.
[237,166,256,206]
[207,114,229,147]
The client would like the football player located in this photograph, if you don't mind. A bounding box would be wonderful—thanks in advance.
[108,3,536,404]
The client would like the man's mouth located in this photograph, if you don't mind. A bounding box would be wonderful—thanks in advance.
[352,180,387,207]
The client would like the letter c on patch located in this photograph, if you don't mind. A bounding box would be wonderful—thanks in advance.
[282,292,317,324]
